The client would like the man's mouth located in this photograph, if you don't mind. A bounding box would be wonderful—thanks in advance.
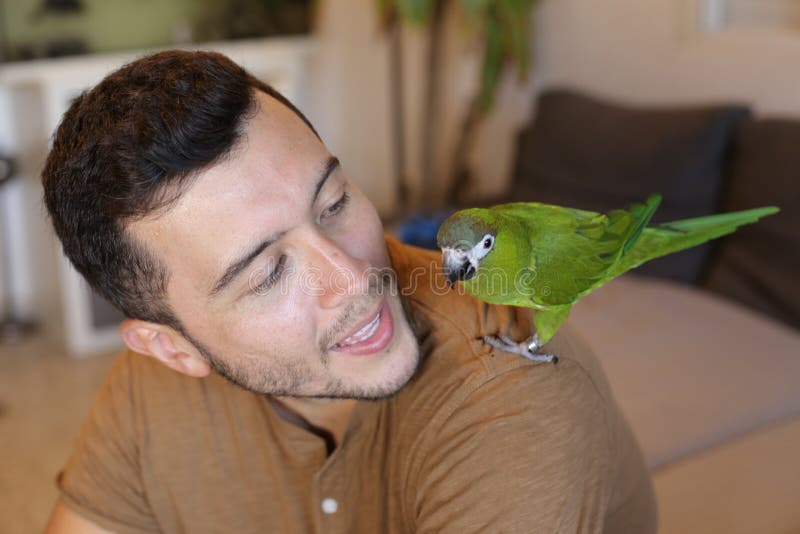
[329,299,394,356]
[335,310,381,347]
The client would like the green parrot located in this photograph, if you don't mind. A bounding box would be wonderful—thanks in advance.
[436,194,779,364]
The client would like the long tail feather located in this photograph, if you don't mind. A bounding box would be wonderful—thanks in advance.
[655,206,779,233]
[612,205,780,276]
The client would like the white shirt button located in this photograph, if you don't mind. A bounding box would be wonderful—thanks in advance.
[321,498,338,514]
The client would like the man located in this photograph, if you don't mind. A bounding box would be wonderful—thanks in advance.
[43,50,657,533]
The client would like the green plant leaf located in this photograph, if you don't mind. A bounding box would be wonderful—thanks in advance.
[479,9,504,112]
[497,0,534,79]
[377,0,538,111]
[397,0,435,24]
[460,0,490,31]
[460,0,491,18]
[375,0,397,27]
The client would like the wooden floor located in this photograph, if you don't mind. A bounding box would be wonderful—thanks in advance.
[0,336,117,534]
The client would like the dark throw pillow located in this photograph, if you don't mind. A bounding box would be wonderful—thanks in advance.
[704,119,800,330]
[510,88,750,284]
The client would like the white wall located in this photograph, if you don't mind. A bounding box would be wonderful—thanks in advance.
[304,0,394,214]
[532,0,800,115]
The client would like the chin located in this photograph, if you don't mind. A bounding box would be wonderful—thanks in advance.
[330,322,421,400]
[374,343,421,397]
[367,298,422,397]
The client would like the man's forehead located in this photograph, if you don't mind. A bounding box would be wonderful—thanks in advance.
[128,92,334,295]
[146,92,328,220]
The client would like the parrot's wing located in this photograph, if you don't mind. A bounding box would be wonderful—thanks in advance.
[494,195,662,306]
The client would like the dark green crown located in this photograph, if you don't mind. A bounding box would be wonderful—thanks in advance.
[436,209,495,251]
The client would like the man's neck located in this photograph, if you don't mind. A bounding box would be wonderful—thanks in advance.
[270,396,357,451]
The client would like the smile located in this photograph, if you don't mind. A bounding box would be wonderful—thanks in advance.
[329,300,394,356]
[337,310,381,347]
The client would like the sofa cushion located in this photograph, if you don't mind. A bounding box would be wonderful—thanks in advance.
[567,273,800,470]
[511,88,750,284]
[704,118,800,330]
[653,417,800,534]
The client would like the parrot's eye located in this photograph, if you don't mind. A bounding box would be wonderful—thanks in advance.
[475,234,494,259]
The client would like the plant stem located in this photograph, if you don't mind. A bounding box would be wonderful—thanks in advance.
[420,0,445,209]
[388,12,410,215]
[446,92,484,206]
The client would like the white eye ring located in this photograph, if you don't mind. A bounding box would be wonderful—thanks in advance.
[475,234,494,260]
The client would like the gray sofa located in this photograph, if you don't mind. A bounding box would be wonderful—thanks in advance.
[510,89,800,533]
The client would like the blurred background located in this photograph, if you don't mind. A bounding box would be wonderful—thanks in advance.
[1,0,799,532]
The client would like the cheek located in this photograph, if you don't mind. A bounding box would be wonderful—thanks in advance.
[341,192,388,267]
[222,288,318,354]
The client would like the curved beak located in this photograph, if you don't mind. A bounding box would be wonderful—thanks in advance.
[442,249,477,287]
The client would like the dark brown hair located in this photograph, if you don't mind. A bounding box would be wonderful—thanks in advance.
[42,50,317,332]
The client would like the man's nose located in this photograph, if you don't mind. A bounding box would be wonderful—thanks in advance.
[305,231,370,309]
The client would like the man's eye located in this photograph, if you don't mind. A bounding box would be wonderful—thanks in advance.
[321,192,350,219]
[252,255,286,294]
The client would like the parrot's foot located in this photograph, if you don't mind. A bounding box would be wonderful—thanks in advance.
[484,334,558,364]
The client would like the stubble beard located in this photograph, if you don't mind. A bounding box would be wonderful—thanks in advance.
[182,268,423,400]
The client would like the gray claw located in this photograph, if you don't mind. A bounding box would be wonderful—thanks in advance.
[519,348,558,364]
[484,336,511,352]
[499,334,517,346]
[483,334,558,365]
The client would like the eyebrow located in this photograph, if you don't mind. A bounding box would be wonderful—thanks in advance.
[209,156,340,298]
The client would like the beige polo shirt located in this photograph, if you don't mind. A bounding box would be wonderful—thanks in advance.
[57,235,657,533]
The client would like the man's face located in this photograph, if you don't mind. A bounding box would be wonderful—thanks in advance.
[129,91,420,398]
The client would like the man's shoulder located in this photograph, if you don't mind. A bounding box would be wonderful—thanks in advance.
[384,316,624,528]
[100,347,249,420]
[388,322,650,534]
[104,347,203,389]
[395,320,615,422]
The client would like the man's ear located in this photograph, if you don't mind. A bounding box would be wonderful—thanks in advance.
[119,319,211,378]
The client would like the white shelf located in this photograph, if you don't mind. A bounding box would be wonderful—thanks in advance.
[0,36,314,88]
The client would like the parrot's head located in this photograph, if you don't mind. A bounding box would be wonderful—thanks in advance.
[436,209,497,287]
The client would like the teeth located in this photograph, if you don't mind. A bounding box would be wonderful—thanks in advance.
[340,311,381,346]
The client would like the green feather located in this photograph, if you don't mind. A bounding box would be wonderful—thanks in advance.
[619,193,661,256]
[437,195,780,348]
[609,205,780,278]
